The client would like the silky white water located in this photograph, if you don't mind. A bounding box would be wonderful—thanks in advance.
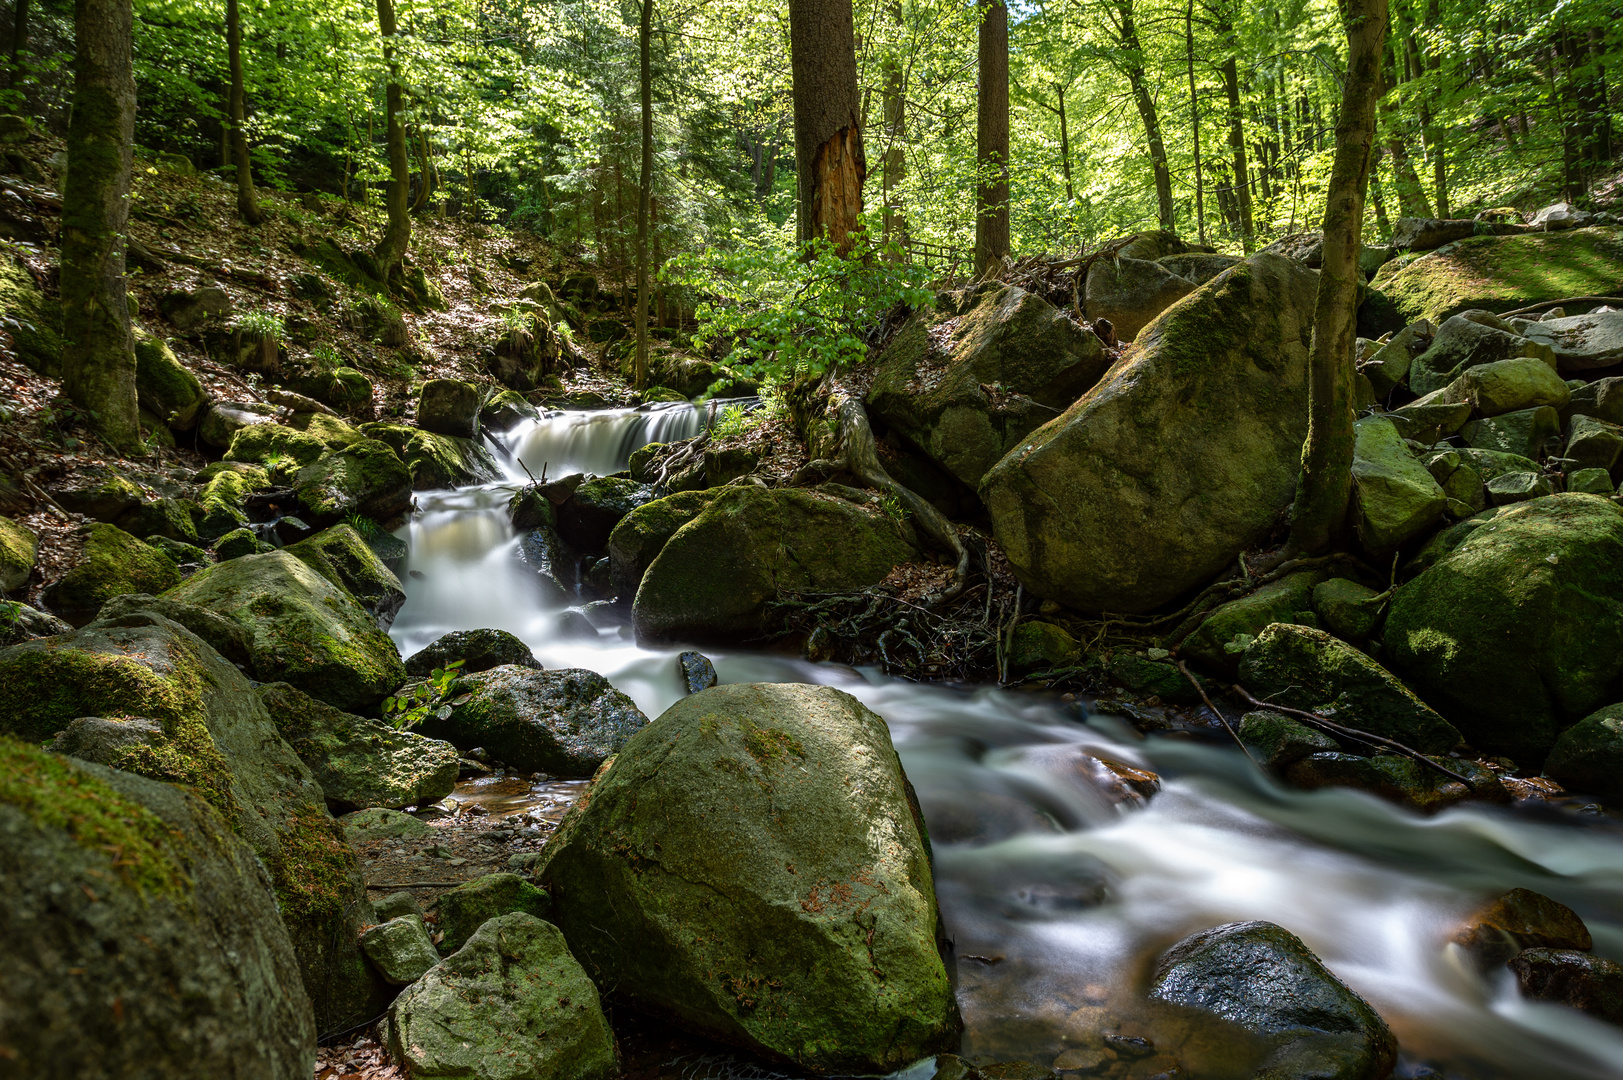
[389,407,1623,1080]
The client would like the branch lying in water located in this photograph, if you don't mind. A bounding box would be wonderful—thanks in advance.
[1176,660,1260,767]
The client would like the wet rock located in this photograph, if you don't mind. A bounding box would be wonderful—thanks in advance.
[1285,752,1502,811]
[1565,414,1623,472]
[508,486,555,530]
[1238,711,1340,769]
[291,439,412,524]
[1183,571,1327,675]
[405,628,541,677]
[1451,888,1592,970]
[134,330,207,430]
[257,681,458,812]
[1386,495,1623,762]
[0,609,386,1031]
[340,807,432,842]
[359,914,441,985]
[558,476,659,552]
[633,486,916,643]
[1148,921,1397,1080]
[1009,621,1079,674]
[980,254,1318,614]
[0,740,316,1080]
[550,608,600,640]
[417,378,482,438]
[431,873,552,955]
[606,489,718,600]
[284,524,407,630]
[1409,314,1547,397]
[42,523,180,616]
[678,650,718,694]
[95,593,252,666]
[516,525,578,603]
[1509,949,1623,1025]
[1238,624,1463,753]
[386,913,618,1080]
[1523,310,1623,373]
[1544,703,1623,802]
[1084,253,1198,342]
[420,665,647,777]
[198,401,277,449]
[0,514,37,593]
[0,601,69,646]
[867,285,1111,488]
[1461,406,1562,459]
[166,550,407,711]
[533,683,961,1073]
[1311,578,1384,641]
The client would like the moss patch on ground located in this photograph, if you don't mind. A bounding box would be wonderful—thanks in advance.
[1376,228,1623,324]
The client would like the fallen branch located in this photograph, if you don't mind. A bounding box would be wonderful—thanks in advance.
[364,881,471,888]
[1178,660,1259,766]
[1497,296,1623,318]
[1229,683,1478,789]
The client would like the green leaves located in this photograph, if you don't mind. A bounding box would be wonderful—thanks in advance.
[382,659,465,730]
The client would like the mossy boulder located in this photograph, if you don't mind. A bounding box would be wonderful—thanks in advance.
[485,388,540,429]
[359,422,500,490]
[508,485,556,530]
[533,683,961,1073]
[404,627,541,677]
[1311,578,1384,641]
[0,739,316,1080]
[1430,355,1571,417]
[165,550,407,711]
[96,592,253,666]
[292,439,412,523]
[216,527,274,560]
[1374,228,1623,325]
[257,681,458,811]
[559,476,660,552]
[1386,495,1623,762]
[1350,416,1447,556]
[1149,921,1396,1080]
[288,366,375,419]
[1545,703,1623,802]
[1183,570,1327,675]
[0,609,386,1030]
[0,514,38,593]
[1007,620,1079,674]
[134,329,207,430]
[1522,309,1623,373]
[0,601,69,646]
[1408,314,1548,397]
[1237,711,1339,770]
[418,665,647,776]
[1084,252,1198,341]
[1564,414,1623,472]
[287,410,365,449]
[606,489,718,600]
[1238,623,1463,753]
[340,806,432,842]
[1461,405,1562,459]
[43,523,181,615]
[417,379,482,438]
[118,496,202,546]
[431,873,553,955]
[0,258,61,376]
[359,915,440,985]
[196,462,272,539]
[980,254,1318,614]
[1285,751,1502,812]
[51,466,146,521]
[867,285,1112,488]
[633,487,917,643]
[386,913,618,1080]
[284,524,406,629]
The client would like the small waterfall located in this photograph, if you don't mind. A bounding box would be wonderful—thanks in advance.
[386,408,1623,1080]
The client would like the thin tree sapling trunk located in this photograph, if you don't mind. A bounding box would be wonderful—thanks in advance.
[226,0,261,225]
[1186,0,1205,245]
[975,0,1010,276]
[7,0,29,90]
[1119,0,1174,232]
[373,0,411,276]
[635,0,652,389]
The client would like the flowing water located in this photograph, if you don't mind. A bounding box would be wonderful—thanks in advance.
[390,405,1623,1080]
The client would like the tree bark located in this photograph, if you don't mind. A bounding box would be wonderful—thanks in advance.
[880,1,906,256]
[6,0,29,90]
[1186,0,1205,245]
[1056,84,1074,205]
[1380,35,1432,217]
[1118,0,1173,231]
[1417,0,1448,217]
[61,0,141,454]
[373,0,411,274]
[635,0,652,389]
[788,0,865,254]
[226,0,261,225]
[975,0,1009,275]
[1289,0,1387,555]
[1220,51,1254,248]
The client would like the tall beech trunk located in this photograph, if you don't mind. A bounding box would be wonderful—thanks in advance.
[61,0,141,454]
[975,0,1009,275]
[1416,0,1448,217]
[7,0,29,90]
[1220,51,1253,249]
[1380,37,1432,217]
[373,0,411,275]
[634,0,652,389]
[1185,0,1205,245]
[1289,0,1387,555]
[788,0,865,253]
[226,0,261,224]
[1118,0,1173,231]
[881,1,906,256]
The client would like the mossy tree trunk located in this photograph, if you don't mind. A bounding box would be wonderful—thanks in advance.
[1289,0,1387,555]
[226,0,261,226]
[60,0,141,455]
[788,0,865,255]
[634,0,652,389]
[373,0,411,276]
[974,0,1009,277]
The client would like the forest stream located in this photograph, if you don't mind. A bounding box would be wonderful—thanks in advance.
[385,404,1623,1080]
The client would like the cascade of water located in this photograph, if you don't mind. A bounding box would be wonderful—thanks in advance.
[389,409,1623,1080]
[492,399,749,482]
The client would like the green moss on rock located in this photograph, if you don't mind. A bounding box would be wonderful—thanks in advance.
[606,489,718,599]
[0,514,39,593]
[223,423,328,470]
[0,259,62,377]
[292,439,412,523]
[43,524,181,614]
[134,329,206,430]
[431,872,551,955]
[1375,228,1623,325]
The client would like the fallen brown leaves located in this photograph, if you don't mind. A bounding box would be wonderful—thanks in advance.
[314,1031,405,1080]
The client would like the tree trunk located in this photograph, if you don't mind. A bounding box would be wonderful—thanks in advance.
[1289,0,1387,555]
[409,126,432,213]
[1369,145,1391,237]
[1417,0,1448,217]
[1056,84,1074,205]
[1186,0,1205,245]
[788,0,865,253]
[61,0,141,454]
[881,1,906,256]
[7,0,30,90]
[1221,53,1254,249]
[1380,35,1432,217]
[373,0,411,274]
[1119,0,1173,231]
[635,0,652,390]
[975,0,1009,275]
[226,0,261,225]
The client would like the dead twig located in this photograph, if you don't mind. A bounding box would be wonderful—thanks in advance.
[1178,660,1259,766]
[1497,296,1623,318]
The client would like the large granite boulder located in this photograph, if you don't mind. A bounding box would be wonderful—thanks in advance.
[431,872,553,956]
[1522,309,1623,373]
[0,513,38,593]
[42,523,181,616]
[417,665,647,776]
[417,378,482,438]
[1374,228,1623,324]
[1542,703,1623,803]
[165,550,407,711]
[1408,314,1551,397]
[386,913,618,1080]
[633,486,916,642]
[283,524,407,630]
[980,253,1318,614]
[606,490,718,600]
[534,683,961,1073]
[1084,254,1197,341]
[0,738,315,1080]
[134,330,207,430]
[1386,495,1623,762]
[1149,921,1396,1080]
[1349,416,1447,556]
[0,609,386,1030]
[867,285,1111,488]
[291,439,412,523]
